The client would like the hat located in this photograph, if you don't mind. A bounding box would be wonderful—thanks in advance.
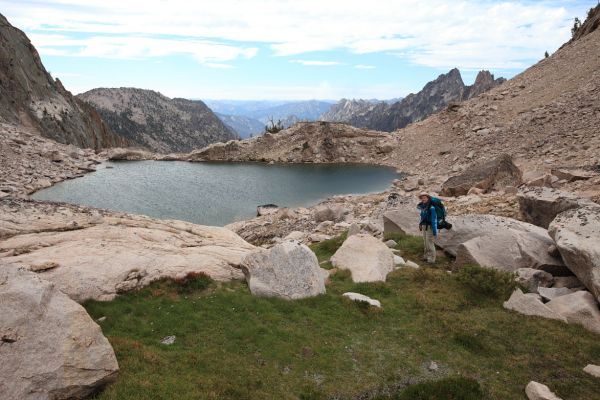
[418,192,430,198]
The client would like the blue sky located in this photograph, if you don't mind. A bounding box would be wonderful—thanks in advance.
[1,0,595,100]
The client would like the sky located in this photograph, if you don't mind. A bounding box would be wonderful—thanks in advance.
[1,0,595,100]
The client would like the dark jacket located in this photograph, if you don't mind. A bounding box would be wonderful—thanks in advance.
[417,202,438,236]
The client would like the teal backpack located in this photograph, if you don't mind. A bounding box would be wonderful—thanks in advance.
[430,197,452,229]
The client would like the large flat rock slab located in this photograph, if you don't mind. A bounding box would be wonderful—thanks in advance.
[440,214,567,274]
[0,264,118,399]
[0,199,255,302]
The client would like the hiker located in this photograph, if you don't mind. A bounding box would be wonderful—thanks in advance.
[417,192,437,263]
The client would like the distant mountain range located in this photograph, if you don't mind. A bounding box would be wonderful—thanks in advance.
[205,100,336,137]
[214,113,265,138]
[322,69,505,132]
[206,68,504,138]
[79,88,238,153]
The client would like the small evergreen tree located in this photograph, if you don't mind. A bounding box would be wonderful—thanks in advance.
[265,117,284,134]
[571,17,582,37]
[544,51,549,58]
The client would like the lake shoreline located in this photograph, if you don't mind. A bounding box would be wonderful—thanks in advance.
[31,159,401,227]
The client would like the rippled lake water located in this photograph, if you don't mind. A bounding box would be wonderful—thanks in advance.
[32,161,399,226]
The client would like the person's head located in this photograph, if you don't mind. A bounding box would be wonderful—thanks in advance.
[418,192,430,204]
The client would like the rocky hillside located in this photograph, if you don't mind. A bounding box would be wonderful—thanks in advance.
[327,69,504,131]
[215,113,264,138]
[79,88,238,153]
[320,99,388,124]
[0,13,127,149]
[191,19,599,200]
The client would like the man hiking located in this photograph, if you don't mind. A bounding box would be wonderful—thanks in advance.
[417,192,437,264]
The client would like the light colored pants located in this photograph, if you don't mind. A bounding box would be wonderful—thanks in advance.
[422,226,436,263]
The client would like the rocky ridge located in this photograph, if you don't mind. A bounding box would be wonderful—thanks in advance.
[0,13,127,149]
[322,69,504,131]
[79,88,238,153]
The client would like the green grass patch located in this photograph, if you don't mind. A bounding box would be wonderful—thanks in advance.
[87,234,600,400]
[393,376,484,400]
[383,232,452,270]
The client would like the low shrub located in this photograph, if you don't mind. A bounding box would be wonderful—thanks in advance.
[171,271,213,293]
[456,265,517,299]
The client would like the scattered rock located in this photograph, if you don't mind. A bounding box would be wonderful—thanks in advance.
[330,234,394,282]
[313,204,349,223]
[427,361,439,372]
[0,265,118,400]
[503,289,566,322]
[441,154,522,196]
[308,233,332,243]
[546,291,600,334]
[394,255,406,266]
[550,168,594,182]
[384,239,397,248]
[241,241,326,299]
[583,364,600,378]
[516,268,554,293]
[537,287,574,302]
[160,335,176,345]
[284,231,307,241]
[404,260,420,269]
[257,204,279,216]
[342,292,381,308]
[347,223,361,236]
[549,205,600,302]
[383,203,420,237]
[525,381,563,400]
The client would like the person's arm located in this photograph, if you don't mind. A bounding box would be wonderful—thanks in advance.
[430,206,438,237]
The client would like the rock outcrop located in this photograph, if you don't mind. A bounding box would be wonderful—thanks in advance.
[79,88,238,153]
[0,199,255,302]
[549,205,600,302]
[441,154,522,196]
[0,264,119,399]
[330,234,394,282]
[240,241,326,299]
[0,14,127,149]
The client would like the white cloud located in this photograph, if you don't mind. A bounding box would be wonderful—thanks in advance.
[1,0,583,70]
[355,64,376,69]
[290,60,342,66]
[27,33,258,65]
[203,63,235,69]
